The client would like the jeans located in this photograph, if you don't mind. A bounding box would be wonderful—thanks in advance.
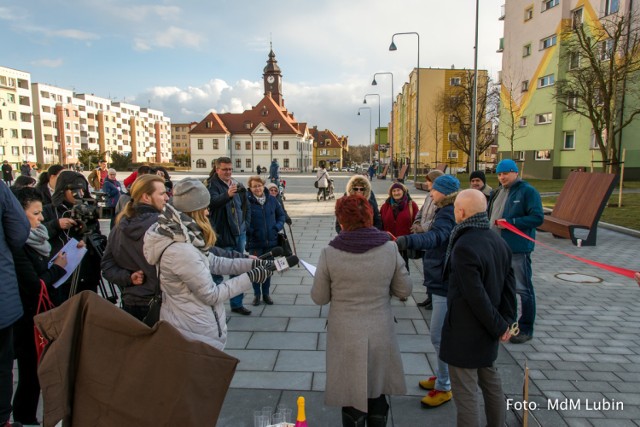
[512,252,536,336]
[249,247,271,297]
[430,294,451,391]
[213,233,246,309]
[449,365,505,427]
[0,325,15,424]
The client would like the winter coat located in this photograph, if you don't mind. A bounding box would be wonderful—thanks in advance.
[143,223,255,350]
[311,241,412,413]
[2,163,13,181]
[35,182,54,206]
[246,193,286,251]
[488,180,544,253]
[101,204,160,306]
[101,177,123,208]
[268,160,279,180]
[380,198,419,238]
[0,182,30,328]
[334,175,383,232]
[316,168,329,188]
[87,168,101,190]
[440,227,517,368]
[402,193,457,297]
[207,174,251,248]
[20,163,31,176]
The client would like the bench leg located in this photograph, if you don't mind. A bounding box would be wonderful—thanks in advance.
[569,226,597,246]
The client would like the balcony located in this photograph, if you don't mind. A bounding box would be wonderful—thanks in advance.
[497,37,504,53]
[499,4,505,20]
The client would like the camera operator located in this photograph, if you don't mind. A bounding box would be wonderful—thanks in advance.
[42,171,103,305]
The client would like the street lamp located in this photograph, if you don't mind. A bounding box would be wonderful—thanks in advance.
[357,107,372,164]
[470,0,480,173]
[363,93,381,172]
[389,31,420,181]
[372,72,394,178]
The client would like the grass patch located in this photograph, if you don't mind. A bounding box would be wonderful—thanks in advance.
[541,193,640,231]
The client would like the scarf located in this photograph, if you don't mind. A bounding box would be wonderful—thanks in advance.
[256,194,267,206]
[27,224,52,257]
[389,194,408,219]
[156,204,208,253]
[444,211,490,268]
[329,227,390,254]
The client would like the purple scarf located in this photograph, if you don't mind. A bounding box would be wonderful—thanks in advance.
[329,227,390,254]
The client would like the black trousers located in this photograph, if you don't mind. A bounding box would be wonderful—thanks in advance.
[12,314,40,424]
[122,303,150,322]
[0,324,15,424]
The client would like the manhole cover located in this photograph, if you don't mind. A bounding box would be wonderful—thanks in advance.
[555,273,602,283]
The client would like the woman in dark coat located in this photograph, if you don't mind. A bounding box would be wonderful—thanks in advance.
[10,187,67,425]
[35,164,64,206]
[380,182,418,271]
[245,175,285,305]
[42,171,103,305]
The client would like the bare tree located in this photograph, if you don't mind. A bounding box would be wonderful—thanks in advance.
[437,70,500,170]
[556,9,640,172]
[498,75,529,158]
[428,96,444,169]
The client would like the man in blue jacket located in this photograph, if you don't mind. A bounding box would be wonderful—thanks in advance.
[0,181,31,427]
[268,159,279,184]
[488,159,544,344]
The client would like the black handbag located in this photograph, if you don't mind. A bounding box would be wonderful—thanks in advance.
[278,231,293,257]
[143,242,173,327]
[314,180,319,188]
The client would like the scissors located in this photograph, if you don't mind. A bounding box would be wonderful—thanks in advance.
[509,322,520,336]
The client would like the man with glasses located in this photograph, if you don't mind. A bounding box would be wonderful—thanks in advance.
[334,175,382,233]
[207,157,252,315]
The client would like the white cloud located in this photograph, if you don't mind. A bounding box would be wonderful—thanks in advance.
[31,58,63,68]
[133,26,205,51]
[50,28,99,41]
[0,6,26,21]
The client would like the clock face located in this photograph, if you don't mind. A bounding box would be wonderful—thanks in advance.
[267,76,275,83]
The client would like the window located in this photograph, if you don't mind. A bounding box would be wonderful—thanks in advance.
[450,77,461,86]
[196,159,206,168]
[273,141,278,150]
[7,94,15,103]
[197,139,203,150]
[535,150,551,160]
[517,151,526,161]
[246,141,251,150]
[538,74,555,88]
[246,158,252,168]
[605,0,619,15]
[12,146,19,155]
[284,141,289,150]
[256,141,261,150]
[519,116,528,127]
[263,141,268,150]
[590,128,600,149]
[600,39,614,61]
[284,158,289,167]
[541,34,557,49]
[536,113,553,124]
[9,111,17,121]
[522,80,529,92]
[525,7,534,21]
[567,95,578,109]
[572,8,583,28]
[212,139,219,150]
[523,44,532,57]
[447,150,459,159]
[569,52,580,70]
[542,0,559,12]
[563,131,576,149]
[235,142,241,150]
[448,132,459,142]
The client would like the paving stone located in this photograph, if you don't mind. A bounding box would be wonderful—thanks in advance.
[226,349,279,371]
[247,332,318,350]
[274,350,326,372]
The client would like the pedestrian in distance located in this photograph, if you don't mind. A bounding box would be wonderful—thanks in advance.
[312,194,411,427]
[316,161,330,201]
[143,179,277,350]
[395,174,460,408]
[20,161,31,177]
[88,159,108,191]
[268,158,280,184]
[2,160,13,186]
[0,181,31,427]
[488,159,544,344]
[8,187,68,426]
[440,189,516,427]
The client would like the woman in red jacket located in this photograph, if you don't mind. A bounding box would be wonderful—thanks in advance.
[380,182,418,272]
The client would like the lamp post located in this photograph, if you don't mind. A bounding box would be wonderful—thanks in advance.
[372,72,394,178]
[389,31,420,181]
[357,107,372,164]
[363,93,381,172]
[470,0,480,173]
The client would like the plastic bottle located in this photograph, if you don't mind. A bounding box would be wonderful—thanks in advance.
[295,396,308,427]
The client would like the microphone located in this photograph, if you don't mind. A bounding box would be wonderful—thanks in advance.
[267,255,299,272]
[259,246,284,259]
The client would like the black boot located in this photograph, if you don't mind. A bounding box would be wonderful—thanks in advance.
[341,408,367,427]
[367,395,389,427]
[367,414,388,427]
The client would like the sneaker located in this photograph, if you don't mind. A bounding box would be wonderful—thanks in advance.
[421,389,452,408]
[231,306,252,315]
[418,376,437,391]
[509,334,532,344]
[263,295,274,305]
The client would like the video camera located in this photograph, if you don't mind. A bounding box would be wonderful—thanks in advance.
[64,181,100,235]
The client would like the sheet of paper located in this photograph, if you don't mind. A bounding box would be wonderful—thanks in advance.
[299,259,316,277]
[49,238,88,288]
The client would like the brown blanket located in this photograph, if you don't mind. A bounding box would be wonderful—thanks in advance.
[34,291,238,426]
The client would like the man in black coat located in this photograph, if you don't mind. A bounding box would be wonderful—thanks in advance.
[440,189,516,427]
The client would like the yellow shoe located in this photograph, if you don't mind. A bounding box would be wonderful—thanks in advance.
[418,376,437,390]
[421,389,452,408]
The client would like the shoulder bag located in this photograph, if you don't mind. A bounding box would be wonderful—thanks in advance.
[34,279,55,363]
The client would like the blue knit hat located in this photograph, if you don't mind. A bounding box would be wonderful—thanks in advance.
[496,159,519,174]
[432,175,460,196]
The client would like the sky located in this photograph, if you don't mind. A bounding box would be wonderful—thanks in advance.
[1,0,505,147]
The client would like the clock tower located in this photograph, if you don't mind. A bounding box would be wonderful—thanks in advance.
[263,45,284,107]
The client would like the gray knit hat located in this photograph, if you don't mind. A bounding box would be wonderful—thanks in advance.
[426,169,444,182]
[172,179,210,212]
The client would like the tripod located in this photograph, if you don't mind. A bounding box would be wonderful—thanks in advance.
[69,231,119,304]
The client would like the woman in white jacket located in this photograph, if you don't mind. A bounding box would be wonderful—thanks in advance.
[144,179,274,350]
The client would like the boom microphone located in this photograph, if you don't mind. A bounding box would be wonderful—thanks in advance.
[259,246,284,259]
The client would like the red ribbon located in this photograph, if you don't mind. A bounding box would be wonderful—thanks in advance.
[496,219,637,280]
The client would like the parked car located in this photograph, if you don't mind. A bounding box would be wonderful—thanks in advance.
[331,167,339,172]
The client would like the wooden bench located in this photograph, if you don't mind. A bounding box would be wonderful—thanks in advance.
[537,171,617,246]
[394,165,409,183]
[377,164,389,179]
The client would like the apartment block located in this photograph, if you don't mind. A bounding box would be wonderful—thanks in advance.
[0,66,36,167]
[171,122,197,161]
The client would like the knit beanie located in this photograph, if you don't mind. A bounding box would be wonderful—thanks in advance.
[426,169,444,183]
[390,182,405,192]
[172,179,210,212]
[469,170,486,184]
[496,159,519,174]
[432,175,460,196]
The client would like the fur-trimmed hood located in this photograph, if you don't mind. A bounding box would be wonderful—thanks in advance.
[435,192,457,209]
[345,175,371,200]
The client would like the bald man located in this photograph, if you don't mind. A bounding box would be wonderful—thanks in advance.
[439,189,516,427]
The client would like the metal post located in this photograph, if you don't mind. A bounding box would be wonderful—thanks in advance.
[470,0,480,173]
[358,107,372,164]
[372,72,395,178]
[364,94,381,173]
